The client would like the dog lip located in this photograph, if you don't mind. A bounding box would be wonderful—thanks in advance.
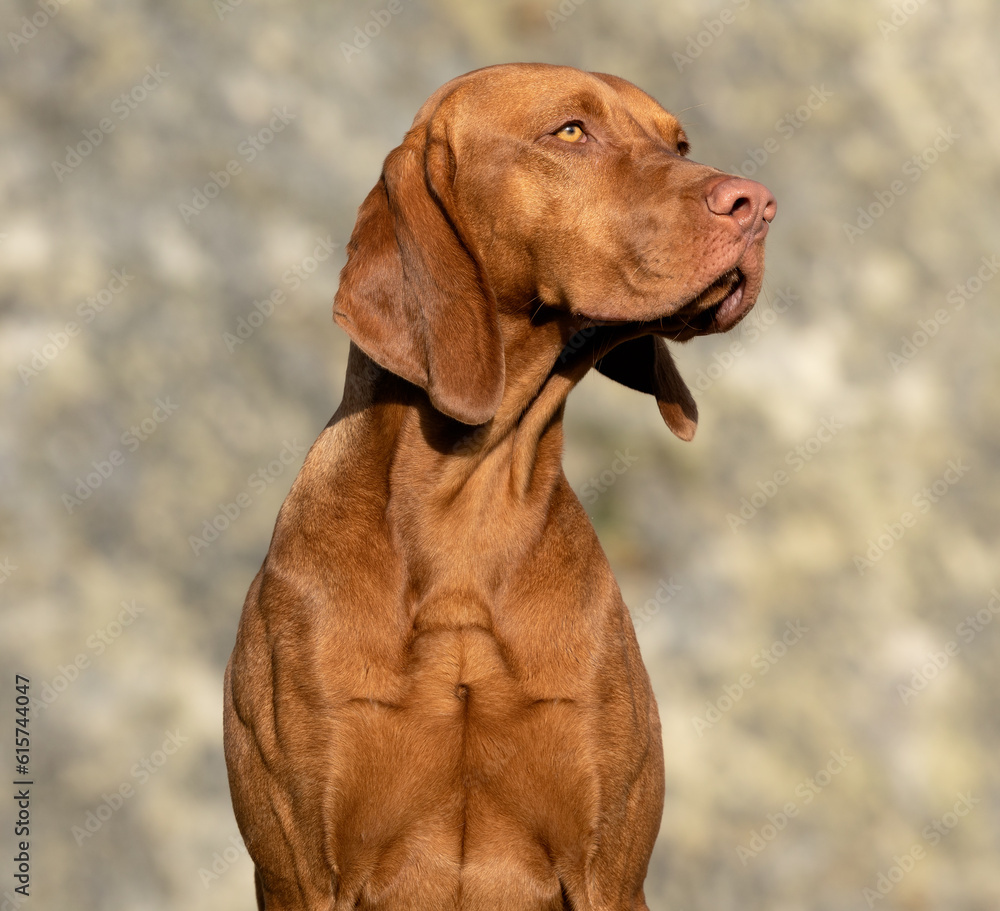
[709,275,747,331]
[575,270,752,339]
[667,270,746,337]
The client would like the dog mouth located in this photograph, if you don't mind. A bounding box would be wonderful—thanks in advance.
[568,267,756,348]
[656,269,749,340]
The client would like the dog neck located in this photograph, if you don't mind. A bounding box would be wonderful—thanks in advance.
[293,313,622,625]
[337,310,600,486]
[324,315,599,575]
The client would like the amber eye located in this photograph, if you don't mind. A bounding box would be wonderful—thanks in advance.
[554,123,586,143]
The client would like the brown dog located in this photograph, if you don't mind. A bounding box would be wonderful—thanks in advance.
[224,63,774,910]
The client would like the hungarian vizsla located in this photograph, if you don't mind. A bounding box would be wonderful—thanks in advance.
[224,63,775,910]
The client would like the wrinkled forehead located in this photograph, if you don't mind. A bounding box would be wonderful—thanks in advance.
[411,64,686,149]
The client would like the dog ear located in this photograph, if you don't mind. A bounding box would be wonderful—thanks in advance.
[333,126,504,425]
[595,336,698,441]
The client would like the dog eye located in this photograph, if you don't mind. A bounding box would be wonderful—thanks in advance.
[554,123,587,143]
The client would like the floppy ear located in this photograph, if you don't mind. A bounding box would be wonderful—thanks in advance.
[595,336,698,441]
[333,126,504,425]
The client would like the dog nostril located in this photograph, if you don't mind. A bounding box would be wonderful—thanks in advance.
[731,196,752,219]
[763,194,778,223]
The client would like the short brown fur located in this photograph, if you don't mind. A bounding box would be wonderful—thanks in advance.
[225,63,775,910]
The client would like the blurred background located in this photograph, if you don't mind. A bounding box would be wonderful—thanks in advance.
[2,0,998,908]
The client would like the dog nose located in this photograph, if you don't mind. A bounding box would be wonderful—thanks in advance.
[706,176,777,239]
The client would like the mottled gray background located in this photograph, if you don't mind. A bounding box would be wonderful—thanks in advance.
[2,0,998,908]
